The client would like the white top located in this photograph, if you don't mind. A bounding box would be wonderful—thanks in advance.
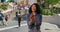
[58,14,60,16]
[24,6,29,10]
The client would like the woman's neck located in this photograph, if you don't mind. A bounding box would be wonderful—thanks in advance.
[32,12,36,15]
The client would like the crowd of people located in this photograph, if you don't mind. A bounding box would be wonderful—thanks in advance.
[0,11,9,26]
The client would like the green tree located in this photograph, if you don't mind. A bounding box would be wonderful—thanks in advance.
[8,0,14,2]
[0,3,8,10]
[45,0,60,4]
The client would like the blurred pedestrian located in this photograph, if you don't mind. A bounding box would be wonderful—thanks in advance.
[24,5,29,14]
[16,10,21,27]
[0,11,4,25]
[5,15,8,22]
[5,15,9,25]
[18,4,21,10]
[26,3,42,32]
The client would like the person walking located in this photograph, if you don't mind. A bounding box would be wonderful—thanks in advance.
[16,10,21,27]
[5,15,9,25]
[0,11,4,26]
[26,3,42,32]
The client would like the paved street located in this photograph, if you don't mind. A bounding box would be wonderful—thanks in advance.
[0,18,60,32]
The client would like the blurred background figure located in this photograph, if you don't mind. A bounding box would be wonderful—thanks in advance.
[24,4,29,14]
[5,15,9,22]
[5,15,9,25]
[0,11,4,26]
[16,10,21,27]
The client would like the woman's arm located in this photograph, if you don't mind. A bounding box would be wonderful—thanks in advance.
[29,18,33,25]
[26,14,33,25]
[33,14,42,25]
[29,14,34,25]
[33,16,38,24]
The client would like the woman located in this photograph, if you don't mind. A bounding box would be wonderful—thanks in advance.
[5,15,9,25]
[16,10,21,27]
[26,3,42,32]
[5,15,8,22]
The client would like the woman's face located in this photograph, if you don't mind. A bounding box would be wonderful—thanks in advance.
[31,5,36,12]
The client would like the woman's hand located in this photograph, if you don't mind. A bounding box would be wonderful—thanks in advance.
[33,16,38,25]
[29,14,34,25]
[29,14,38,25]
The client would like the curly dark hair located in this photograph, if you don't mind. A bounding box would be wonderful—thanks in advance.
[29,3,41,14]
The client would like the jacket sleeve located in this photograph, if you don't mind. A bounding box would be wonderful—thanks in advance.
[37,14,42,25]
[26,14,30,25]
